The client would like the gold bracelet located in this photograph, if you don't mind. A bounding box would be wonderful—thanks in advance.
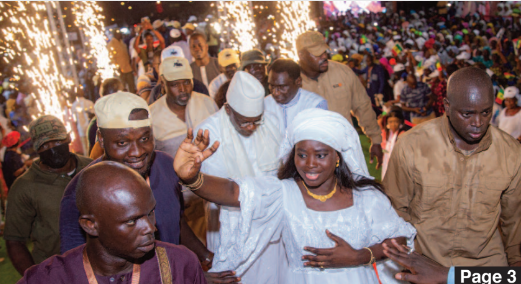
[179,173,204,191]
[363,247,376,265]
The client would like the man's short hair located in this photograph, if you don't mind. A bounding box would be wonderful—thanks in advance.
[268,59,301,81]
[189,33,206,43]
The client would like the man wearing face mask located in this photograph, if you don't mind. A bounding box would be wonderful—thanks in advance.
[150,56,217,244]
[3,115,92,275]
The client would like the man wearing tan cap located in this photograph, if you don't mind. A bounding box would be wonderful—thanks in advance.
[208,48,240,99]
[59,92,234,282]
[5,115,92,275]
[297,31,384,168]
[150,56,217,243]
[195,71,286,283]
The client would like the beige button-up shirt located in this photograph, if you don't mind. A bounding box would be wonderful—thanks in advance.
[301,60,382,144]
[384,115,521,266]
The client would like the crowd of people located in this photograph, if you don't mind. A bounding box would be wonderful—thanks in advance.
[0,1,521,284]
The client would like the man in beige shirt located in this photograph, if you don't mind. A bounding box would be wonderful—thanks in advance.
[107,30,136,93]
[297,31,383,168]
[384,67,521,267]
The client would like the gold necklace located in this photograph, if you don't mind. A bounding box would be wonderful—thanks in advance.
[302,179,337,202]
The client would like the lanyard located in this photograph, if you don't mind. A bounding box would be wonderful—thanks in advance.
[83,248,141,284]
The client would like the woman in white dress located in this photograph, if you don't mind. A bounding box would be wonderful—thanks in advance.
[174,109,416,283]
[496,86,521,142]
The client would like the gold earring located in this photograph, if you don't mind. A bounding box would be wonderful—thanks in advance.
[336,160,340,168]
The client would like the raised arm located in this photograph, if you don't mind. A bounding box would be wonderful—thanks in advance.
[134,29,144,54]
[174,128,240,207]
[151,29,166,49]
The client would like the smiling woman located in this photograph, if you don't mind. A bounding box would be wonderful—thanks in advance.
[173,108,417,283]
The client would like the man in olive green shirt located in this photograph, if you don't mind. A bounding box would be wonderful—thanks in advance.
[3,115,92,275]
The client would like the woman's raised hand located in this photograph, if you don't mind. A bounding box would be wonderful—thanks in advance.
[173,128,220,183]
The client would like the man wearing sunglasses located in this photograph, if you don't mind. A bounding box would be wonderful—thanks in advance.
[194,71,287,284]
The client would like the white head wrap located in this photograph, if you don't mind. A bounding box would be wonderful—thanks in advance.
[226,71,264,117]
[278,109,371,179]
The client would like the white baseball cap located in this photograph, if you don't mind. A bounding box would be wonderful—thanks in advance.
[161,46,185,61]
[152,19,164,29]
[456,52,471,60]
[393,63,405,72]
[504,86,520,99]
[95,91,151,129]
[169,29,181,39]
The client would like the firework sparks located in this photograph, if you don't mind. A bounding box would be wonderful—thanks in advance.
[73,1,117,80]
[219,1,258,53]
[0,1,74,128]
[276,1,317,61]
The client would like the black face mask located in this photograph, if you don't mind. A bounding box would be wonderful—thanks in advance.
[39,143,71,169]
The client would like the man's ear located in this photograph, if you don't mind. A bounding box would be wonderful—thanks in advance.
[79,214,99,237]
[295,76,302,87]
[224,104,231,116]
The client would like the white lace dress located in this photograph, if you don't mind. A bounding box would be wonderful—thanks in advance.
[210,177,417,284]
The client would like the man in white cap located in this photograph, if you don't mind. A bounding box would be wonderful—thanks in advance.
[189,33,221,89]
[208,49,240,99]
[296,31,384,169]
[495,86,521,141]
[60,91,235,282]
[265,58,327,135]
[150,56,217,242]
[195,71,287,284]
[165,28,192,63]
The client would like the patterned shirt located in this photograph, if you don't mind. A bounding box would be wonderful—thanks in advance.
[400,82,432,118]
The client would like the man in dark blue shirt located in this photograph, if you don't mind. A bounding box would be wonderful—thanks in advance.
[59,91,238,283]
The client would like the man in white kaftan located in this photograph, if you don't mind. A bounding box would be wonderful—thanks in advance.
[150,56,218,244]
[264,59,328,136]
[196,71,287,284]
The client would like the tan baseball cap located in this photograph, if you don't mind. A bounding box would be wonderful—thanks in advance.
[94,91,151,129]
[182,23,195,30]
[296,31,330,56]
[159,56,194,81]
[218,49,240,68]
[160,56,193,82]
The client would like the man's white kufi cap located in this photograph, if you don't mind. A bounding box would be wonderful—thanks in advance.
[226,71,264,117]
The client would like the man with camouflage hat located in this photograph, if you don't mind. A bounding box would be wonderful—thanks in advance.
[4,115,92,275]
[241,49,270,96]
